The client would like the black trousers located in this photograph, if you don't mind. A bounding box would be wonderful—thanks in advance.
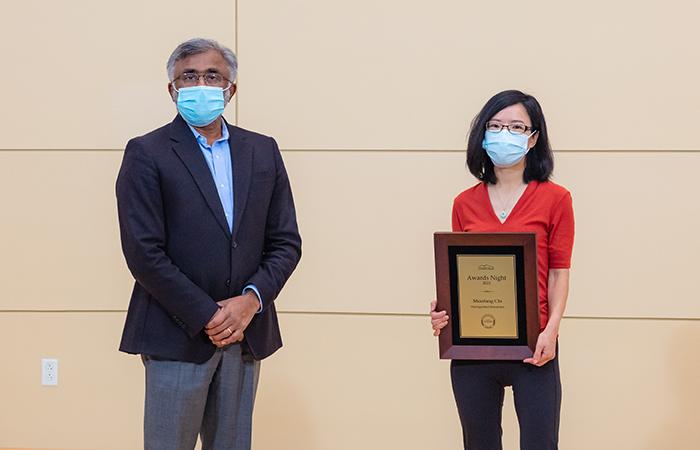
[450,355,561,450]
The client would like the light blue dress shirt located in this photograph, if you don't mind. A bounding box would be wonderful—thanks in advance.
[188,121,263,312]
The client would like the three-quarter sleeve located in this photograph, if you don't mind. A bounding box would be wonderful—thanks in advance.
[547,192,575,269]
[452,199,463,232]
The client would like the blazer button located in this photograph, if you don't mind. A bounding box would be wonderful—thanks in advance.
[232,241,238,249]
[225,279,231,287]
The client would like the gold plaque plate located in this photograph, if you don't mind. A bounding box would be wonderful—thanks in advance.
[457,255,518,339]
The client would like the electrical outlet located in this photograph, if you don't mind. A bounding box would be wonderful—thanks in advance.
[41,358,58,386]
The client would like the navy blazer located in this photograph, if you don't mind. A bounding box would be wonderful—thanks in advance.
[116,115,301,363]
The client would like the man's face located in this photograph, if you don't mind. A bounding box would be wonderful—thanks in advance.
[168,49,237,101]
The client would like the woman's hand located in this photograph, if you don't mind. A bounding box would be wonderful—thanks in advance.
[523,328,557,366]
[523,268,569,366]
[430,300,449,336]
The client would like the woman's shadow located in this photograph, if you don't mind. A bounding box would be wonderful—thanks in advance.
[643,323,700,449]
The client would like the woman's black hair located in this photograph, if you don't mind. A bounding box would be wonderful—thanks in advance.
[466,90,553,184]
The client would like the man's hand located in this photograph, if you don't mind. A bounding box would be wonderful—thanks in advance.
[205,291,260,348]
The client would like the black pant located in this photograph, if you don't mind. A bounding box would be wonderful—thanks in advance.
[450,356,561,450]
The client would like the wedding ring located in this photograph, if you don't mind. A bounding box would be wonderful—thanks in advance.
[226,327,233,337]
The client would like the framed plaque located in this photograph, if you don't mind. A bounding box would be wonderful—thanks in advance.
[434,232,539,360]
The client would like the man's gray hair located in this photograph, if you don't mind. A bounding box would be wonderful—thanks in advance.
[166,38,238,82]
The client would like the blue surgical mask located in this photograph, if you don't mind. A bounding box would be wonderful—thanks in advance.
[482,130,532,167]
[175,86,226,127]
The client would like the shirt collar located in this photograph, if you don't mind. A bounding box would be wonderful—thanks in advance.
[187,118,229,147]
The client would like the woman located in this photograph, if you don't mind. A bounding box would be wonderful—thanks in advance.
[430,90,574,450]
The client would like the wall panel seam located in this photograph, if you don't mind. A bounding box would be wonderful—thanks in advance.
[2,149,700,153]
[1,309,698,321]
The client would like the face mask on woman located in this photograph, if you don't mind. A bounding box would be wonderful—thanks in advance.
[482,130,534,167]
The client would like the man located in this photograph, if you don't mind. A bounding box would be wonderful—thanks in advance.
[116,38,301,450]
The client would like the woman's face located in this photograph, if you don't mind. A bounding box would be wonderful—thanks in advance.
[488,103,539,150]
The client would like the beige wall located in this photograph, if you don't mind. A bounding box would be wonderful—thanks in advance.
[1,1,699,449]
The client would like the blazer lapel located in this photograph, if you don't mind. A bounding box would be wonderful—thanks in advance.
[170,115,231,238]
[228,123,253,242]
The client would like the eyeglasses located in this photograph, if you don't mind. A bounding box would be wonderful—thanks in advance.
[485,121,535,135]
[173,71,232,88]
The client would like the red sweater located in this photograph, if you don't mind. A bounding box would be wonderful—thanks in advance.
[452,181,575,330]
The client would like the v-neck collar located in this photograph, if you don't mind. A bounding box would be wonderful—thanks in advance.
[483,181,537,225]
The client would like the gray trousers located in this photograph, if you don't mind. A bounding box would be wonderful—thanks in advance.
[142,343,260,450]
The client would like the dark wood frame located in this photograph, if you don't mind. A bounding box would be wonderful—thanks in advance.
[434,232,540,360]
